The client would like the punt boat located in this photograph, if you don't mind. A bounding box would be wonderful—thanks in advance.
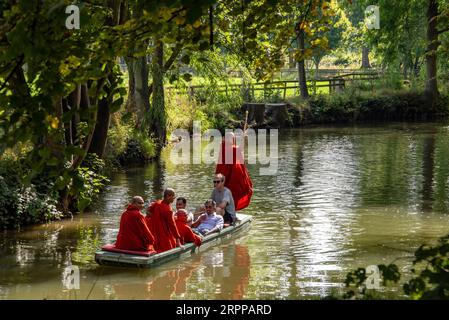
[95,213,252,268]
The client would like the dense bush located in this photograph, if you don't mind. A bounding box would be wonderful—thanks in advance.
[0,160,62,229]
[104,114,158,166]
[73,154,109,212]
[115,130,157,165]
[292,90,449,125]
[0,153,111,229]
[166,88,242,134]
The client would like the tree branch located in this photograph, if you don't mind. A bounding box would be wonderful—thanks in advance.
[0,57,24,92]
[437,27,449,34]
[148,42,183,95]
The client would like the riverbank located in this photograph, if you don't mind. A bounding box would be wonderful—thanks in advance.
[291,90,449,125]
[257,90,449,129]
[166,88,449,131]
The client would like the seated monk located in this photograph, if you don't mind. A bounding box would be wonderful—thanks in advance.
[174,209,202,247]
[115,196,155,251]
[146,188,182,253]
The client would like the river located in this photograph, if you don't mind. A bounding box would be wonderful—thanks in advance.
[1,122,449,299]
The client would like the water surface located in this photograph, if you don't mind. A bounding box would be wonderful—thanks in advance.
[1,122,449,299]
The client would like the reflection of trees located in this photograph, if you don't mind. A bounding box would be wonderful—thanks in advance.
[115,158,167,200]
[0,221,92,288]
[144,159,166,198]
[293,130,305,189]
[421,135,435,212]
[72,227,101,265]
[358,133,411,206]
[356,127,449,214]
[429,130,449,213]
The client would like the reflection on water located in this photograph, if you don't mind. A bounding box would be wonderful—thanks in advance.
[1,122,449,299]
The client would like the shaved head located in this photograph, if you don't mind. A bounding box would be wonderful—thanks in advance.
[131,196,144,205]
[163,188,175,199]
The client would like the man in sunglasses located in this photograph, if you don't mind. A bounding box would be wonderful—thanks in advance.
[211,173,236,226]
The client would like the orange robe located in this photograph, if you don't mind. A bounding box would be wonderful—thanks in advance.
[146,200,181,253]
[175,216,202,247]
[215,140,253,210]
[115,204,155,251]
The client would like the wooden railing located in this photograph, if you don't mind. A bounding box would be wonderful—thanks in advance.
[165,70,382,99]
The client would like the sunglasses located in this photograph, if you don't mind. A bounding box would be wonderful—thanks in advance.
[213,180,222,184]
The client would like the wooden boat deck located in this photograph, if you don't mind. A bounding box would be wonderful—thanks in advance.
[95,213,252,268]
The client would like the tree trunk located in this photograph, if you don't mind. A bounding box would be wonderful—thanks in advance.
[88,93,111,158]
[361,46,371,69]
[61,98,73,147]
[68,84,81,144]
[71,83,96,170]
[425,0,439,109]
[413,56,421,78]
[125,57,136,114]
[133,56,151,127]
[87,1,124,158]
[289,51,296,69]
[150,39,166,150]
[297,31,309,99]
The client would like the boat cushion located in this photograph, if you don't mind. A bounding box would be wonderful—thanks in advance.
[101,244,156,256]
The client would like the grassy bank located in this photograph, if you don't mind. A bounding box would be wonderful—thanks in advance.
[286,89,449,126]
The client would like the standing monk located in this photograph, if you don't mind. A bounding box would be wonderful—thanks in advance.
[115,196,155,251]
[146,188,182,253]
[215,132,253,211]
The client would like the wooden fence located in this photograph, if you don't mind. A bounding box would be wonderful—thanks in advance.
[165,70,382,100]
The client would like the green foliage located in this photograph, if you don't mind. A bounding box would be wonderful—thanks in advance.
[0,159,62,229]
[333,56,351,67]
[340,232,449,300]
[104,118,133,163]
[215,0,337,81]
[115,130,157,165]
[134,131,157,159]
[0,0,218,227]
[72,154,109,212]
[342,264,401,299]
[296,90,449,124]
[403,234,449,299]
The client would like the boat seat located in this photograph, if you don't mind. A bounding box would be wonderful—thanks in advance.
[101,244,156,256]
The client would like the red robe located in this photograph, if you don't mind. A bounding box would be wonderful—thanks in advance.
[215,140,253,210]
[115,204,155,251]
[175,215,202,247]
[146,200,181,253]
